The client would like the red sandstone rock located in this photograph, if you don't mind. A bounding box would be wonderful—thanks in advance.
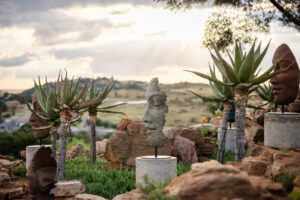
[173,135,198,164]
[112,189,144,200]
[165,160,286,200]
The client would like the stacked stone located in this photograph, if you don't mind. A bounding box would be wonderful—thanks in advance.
[50,180,107,200]
[0,156,27,200]
[169,127,215,162]
[105,119,172,168]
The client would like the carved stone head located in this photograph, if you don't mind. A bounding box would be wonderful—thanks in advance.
[270,44,300,105]
[143,78,168,147]
[29,94,50,139]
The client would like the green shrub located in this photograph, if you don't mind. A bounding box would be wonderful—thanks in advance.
[12,165,27,177]
[0,124,50,158]
[290,191,300,200]
[210,150,236,163]
[140,176,177,200]
[65,157,135,199]
[272,172,296,193]
[177,162,191,176]
[66,158,193,199]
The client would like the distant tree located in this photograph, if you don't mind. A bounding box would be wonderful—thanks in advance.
[0,97,6,123]
[166,0,300,29]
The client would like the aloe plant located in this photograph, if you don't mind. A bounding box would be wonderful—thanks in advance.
[28,71,114,180]
[187,40,287,161]
[187,64,234,163]
[27,77,60,156]
[85,80,126,164]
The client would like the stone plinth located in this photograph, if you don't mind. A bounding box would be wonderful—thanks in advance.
[26,145,51,169]
[217,128,236,153]
[264,112,300,148]
[135,156,177,188]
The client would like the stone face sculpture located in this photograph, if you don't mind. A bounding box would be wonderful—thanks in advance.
[143,78,168,148]
[29,94,50,139]
[27,146,57,200]
[270,44,300,105]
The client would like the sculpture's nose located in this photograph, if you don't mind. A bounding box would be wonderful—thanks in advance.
[270,76,279,85]
[143,108,152,123]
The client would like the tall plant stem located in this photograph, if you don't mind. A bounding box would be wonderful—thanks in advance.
[217,102,231,164]
[234,85,249,161]
[51,131,58,158]
[57,124,68,181]
[90,115,97,164]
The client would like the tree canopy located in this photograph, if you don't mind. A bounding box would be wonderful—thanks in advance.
[155,0,300,31]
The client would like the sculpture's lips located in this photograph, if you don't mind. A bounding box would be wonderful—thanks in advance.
[145,124,156,130]
[273,88,281,95]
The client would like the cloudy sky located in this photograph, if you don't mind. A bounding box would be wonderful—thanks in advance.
[0,0,299,89]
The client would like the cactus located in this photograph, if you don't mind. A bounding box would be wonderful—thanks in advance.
[86,80,126,164]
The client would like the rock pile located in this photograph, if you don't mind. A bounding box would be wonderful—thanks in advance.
[105,119,216,167]
[105,119,172,167]
[166,127,215,162]
[0,157,27,200]
[165,160,286,200]
[236,145,300,178]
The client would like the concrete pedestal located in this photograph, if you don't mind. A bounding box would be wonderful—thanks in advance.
[26,145,51,169]
[264,112,300,148]
[217,128,236,153]
[135,156,177,188]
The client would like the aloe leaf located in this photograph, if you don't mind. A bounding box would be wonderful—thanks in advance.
[235,41,243,72]
[26,101,50,121]
[254,40,270,72]
[70,80,90,107]
[97,102,126,110]
[238,40,256,82]
[186,90,226,102]
[184,70,233,86]
[209,81,224,98]
[96,109,127,116]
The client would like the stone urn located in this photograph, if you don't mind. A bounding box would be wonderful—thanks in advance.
[217,128,236,153]
[264,112,300,149]
[135,156,177,187]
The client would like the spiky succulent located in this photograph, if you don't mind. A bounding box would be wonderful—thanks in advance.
[86,80,126,117]
[27,77,60,133]
[257,83,274,103]
[186,40,287,87]
[187,64,234,103]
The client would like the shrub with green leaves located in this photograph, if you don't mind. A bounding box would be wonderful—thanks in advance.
[177,162,191,176]
[140,176,177,200]
[12,165,27,177]
[65,157,135,199]
[272,172,297,193]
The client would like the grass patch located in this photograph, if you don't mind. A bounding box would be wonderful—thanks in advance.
[66,157,191,199]
[177,162,191,176]
[65,157,135,200]
[210,150,236,163]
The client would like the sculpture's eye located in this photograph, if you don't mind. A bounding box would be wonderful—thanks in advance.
[149,95,166,107]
